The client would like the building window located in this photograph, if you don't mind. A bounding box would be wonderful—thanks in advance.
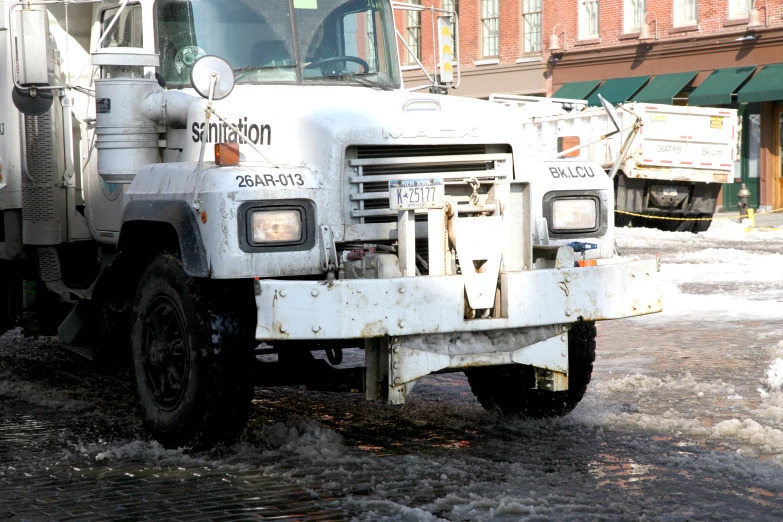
[729,0,751,19]
[406,0,421,65]
[624,0,645,32]
[442,0,457,37]
[522,0,542,54]
[481,0,499,57]
[673,0,697,25]
[579,0,600,39]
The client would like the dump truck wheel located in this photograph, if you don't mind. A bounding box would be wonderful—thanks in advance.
[670,218,696,233]
[692,213,713,233]
[130,252,255,449]
[615,213,633,228]
[465,321,596,418]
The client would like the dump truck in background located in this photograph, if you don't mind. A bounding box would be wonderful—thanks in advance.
[491,94,739,233]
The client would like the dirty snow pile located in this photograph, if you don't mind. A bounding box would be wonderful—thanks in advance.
[763,340,783,394]
[580,328,783,463]
[255,419,346,459]
[616,224,783,322]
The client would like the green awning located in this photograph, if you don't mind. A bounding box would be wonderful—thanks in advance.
[553,80,601,100]
[586,76,650,106]
[737,63,783,103]
[688,67,756,106]
[631,71,698,104]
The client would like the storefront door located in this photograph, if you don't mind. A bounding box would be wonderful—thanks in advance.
[773,105,783,209]
[723,105,761,210]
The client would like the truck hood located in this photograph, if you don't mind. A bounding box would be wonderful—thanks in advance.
[180,85,515,167]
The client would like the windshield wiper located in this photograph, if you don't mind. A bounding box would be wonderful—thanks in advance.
[318,73,393,91]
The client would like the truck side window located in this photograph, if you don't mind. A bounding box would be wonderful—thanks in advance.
[101,4,144,48]
[155,0,296,88]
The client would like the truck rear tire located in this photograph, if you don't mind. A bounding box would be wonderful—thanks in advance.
[615,213,633,228]
[692,213,713,233]
[465,321,596,418]
[129,252,255,449]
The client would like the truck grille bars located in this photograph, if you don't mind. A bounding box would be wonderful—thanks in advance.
[344,144,513,242]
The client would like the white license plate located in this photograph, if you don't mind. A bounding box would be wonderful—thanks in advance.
[389,179,445,211]
[662,186,679,196]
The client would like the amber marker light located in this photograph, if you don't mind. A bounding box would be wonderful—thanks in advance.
[215,143,240,166]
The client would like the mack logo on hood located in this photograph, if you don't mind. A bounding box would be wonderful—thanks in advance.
[192,118,272,145]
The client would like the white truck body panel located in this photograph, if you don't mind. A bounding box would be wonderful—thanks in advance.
[492,95,739,184]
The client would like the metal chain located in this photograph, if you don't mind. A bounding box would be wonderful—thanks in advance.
[614,208,783,222]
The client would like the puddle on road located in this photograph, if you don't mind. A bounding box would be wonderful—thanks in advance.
[588,454,659,489]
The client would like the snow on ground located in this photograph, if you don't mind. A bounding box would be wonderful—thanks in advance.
[617,223,783,322]
[4,220,783,520]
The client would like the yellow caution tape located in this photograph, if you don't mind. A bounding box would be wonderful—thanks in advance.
[614,208,783,222]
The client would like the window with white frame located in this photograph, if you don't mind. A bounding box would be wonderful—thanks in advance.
[406,0,421,65]
[673,0,697,25]
[481,0,499,57]
[579,0,600,39]
[442,0,457,37]
[729,0,752,19]
[624,0,645,32]
[522,0,542,54]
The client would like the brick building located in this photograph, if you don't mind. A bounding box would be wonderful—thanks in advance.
[396,1,548,97]
[541,0,783,211]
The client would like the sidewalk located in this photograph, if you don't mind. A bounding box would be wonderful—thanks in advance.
[714,209,783,228]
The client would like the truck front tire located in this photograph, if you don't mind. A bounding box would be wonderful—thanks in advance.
[0,261,22,337]
[130,253,255,449]
[465,321,596,418]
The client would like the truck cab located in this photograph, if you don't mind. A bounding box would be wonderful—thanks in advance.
[0,0,661,449]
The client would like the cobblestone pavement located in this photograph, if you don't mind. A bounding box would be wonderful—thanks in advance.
[2,224,783,521]
[0,343,345,522]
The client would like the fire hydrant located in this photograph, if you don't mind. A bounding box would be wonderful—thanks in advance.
[737,183,750,219]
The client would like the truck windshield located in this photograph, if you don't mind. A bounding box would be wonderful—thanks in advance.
[155,0,400,89]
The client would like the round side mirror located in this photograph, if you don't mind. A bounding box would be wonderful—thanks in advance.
[190,55,235,101]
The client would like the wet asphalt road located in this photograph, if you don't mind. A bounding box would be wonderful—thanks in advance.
[2,224,783,521]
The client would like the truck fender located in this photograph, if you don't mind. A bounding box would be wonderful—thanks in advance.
[118,200,209,277]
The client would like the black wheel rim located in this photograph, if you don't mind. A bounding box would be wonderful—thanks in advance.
[142,296,189,411]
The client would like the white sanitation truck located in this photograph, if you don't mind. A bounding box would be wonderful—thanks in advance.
[0,0,661,448]
[491,94,739,233]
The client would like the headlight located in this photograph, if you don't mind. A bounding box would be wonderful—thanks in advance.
[552,198,598,231]
[251,210,302,244]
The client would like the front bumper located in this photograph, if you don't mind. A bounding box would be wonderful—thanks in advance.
[254,258,661,341]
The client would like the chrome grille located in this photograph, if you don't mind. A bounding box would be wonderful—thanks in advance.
[356,144,490,159]
[344,145,513,241]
